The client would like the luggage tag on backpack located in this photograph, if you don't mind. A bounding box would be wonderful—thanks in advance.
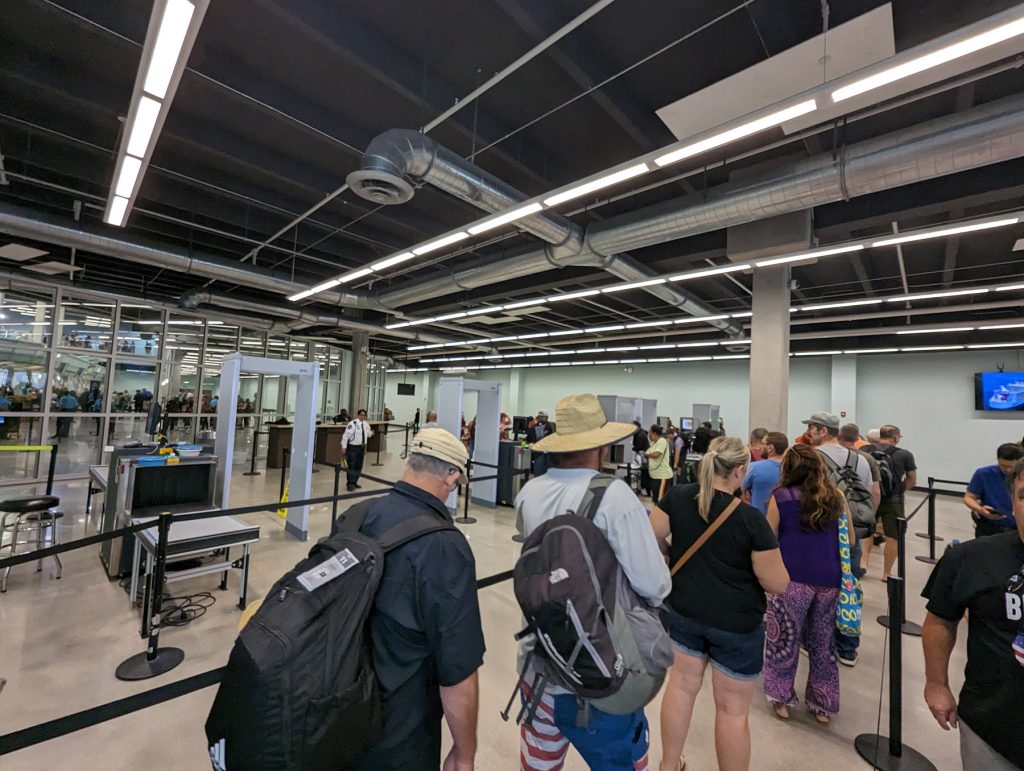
[297,548,360,592]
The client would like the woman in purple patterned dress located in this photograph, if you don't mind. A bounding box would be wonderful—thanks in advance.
[763,444,854,725]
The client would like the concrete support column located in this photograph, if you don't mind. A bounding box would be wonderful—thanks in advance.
[748,265,791,433]
[830,355,858,424]
[349,332,370,412]
[507,369,524,416]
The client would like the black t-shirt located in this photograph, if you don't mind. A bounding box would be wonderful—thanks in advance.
[922,532,1024,767]
[872,444,917,503]
[659,484,779,633]
[352,482,486,771]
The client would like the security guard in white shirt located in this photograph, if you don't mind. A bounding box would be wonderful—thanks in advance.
[342,409,374,490]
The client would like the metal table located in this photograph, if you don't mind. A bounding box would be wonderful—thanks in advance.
[86,465,108,521]
[130,511,260,637]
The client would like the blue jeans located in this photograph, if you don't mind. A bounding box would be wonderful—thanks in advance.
[835,535,864,658]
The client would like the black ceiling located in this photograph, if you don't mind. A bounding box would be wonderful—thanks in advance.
[1,0,1023,361]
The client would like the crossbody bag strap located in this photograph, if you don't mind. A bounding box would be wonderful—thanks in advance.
[670,496,741,577]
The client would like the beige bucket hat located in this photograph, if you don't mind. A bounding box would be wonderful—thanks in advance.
[409,427,469,484]
[530,393,635,453]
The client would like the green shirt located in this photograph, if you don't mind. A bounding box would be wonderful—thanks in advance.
[648,437,673,479]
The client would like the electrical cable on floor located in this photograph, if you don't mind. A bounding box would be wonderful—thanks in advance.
[159,592,216,627]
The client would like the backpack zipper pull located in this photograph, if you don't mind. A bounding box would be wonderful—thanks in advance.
[278,588,288,602]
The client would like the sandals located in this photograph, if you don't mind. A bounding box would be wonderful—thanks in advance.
[814,713,831,726]
[773,704,790,721]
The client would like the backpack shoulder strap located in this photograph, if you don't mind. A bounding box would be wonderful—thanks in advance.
[376,513,457,553]
[332,499,376,536]
[577,473,615,522]
[817,448,841,474]
[670,496,741,577]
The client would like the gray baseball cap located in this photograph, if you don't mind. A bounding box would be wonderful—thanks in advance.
[801,411,840,430]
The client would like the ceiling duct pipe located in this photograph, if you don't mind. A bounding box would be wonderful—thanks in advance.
[377,92,1024,310]
[0,202,396,314]
[347,129,741,335]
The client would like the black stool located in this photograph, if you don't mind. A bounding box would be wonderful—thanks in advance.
[0,495,63,593]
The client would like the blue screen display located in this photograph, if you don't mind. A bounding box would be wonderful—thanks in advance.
[975,372,1024,411]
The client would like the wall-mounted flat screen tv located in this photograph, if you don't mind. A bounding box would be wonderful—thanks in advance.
[975,372,1024,411]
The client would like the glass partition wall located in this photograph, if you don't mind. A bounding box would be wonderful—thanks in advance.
[0,282,354,484]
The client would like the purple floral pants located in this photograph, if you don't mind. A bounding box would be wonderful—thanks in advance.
[763,582,840,716]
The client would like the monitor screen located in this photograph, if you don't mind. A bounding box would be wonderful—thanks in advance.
[975,372,1024,411]
[679,417,694,431]
[512,416,529,433]
[397,383,415,395]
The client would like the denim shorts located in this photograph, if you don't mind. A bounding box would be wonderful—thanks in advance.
[661,609,764,680]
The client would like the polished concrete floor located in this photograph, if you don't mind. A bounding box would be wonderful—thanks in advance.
[0,451,973,770]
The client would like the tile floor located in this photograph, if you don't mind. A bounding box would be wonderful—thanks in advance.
[0,452,973,770]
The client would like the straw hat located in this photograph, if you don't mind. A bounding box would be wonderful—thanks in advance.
[409,427,469,484]
[530,394,635,453]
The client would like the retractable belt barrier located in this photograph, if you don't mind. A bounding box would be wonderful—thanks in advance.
[0,469,517,757]
[915,477,968,565]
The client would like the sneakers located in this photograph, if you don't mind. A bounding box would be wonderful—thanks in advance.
[838,651,859,667]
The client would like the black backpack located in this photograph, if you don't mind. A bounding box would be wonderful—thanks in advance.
[506,475,672,724]
[869,444,900,500]
[819,448,875,529]
[205,500,454,770]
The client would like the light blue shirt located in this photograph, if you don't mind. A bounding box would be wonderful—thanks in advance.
[743,458,782,515]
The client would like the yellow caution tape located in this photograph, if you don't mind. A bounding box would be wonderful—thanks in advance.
[0,445,55,452]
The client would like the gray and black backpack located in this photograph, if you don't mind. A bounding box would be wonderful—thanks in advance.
[504,474,672,724]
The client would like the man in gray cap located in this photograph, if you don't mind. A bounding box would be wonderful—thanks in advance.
[802,411,878,666]
[349,428,484,771]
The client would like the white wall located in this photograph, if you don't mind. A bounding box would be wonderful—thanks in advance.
[383,371,428,424]
[858,349,1024,483]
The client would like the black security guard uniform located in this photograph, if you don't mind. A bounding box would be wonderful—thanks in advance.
[350,481,486,770]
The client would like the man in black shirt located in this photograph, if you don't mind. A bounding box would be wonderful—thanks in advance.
[351,428,485,771]
[922,457,1024,770]
[526,410,556,476]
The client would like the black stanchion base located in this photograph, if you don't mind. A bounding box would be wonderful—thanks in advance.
[876,615,923,637]
[455,516,478,525]
[915,555,939,565]
[915,532,944,542]
[115,648,185,681]
[512,534,526,544]
[242,471,262,476]
[854,733,937,771]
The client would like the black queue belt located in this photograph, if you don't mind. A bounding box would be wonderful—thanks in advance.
[876,496,927,637]
[915,477,968,565]
[0,565,516,757]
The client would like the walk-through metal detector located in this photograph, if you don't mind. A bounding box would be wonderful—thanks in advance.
[437,377,501,511]
[214,353,319,540]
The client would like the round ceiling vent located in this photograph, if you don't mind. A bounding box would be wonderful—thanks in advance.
[345,169,414,205]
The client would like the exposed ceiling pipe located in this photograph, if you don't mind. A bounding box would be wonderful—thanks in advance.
[179,289,453,343]
[0,202,396,314]
[377,92,1024,310]
[348,129,741,334]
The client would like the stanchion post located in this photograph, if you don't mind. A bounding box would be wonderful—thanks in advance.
[372,427,384,467]
[916,478,940,565]
[331,464,341,530]
[456,461,477,525]
[854,576,936,771]
[115,512,185,680]
[243,429,261,476]
[877,516,922,636]
[46,443,58,495]
[279,448,290,504]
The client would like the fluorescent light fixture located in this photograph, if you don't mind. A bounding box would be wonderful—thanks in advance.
[106,196,130,226]
[900,345,965,352]
[713,354,750,360]
[832,16,1024,102]
[731,311,754,318]
[719,339,751,345]
[639,344,675,351]
[516,332,549,340]
[601,278,666,293]
[675,314,730,325]
[843,348,899,354]
[370,252,415,271]
[655,100,817,167]
[311,278,342,293]
[488,336,518,343]
[465,306,501,316]
[544,163,650,207]
[794,350,844,356]
[886,288,988,302]
[872,218,1019,247]
[126,96,162,157]
[994,284,1024,292]
[413,231,469,256]
[978,323,1024,330]
[793,298,883,312]
[434,311,468,322]
[386,322,414,330]
[619,359,647,364]
[896,326,974,335]
[678,356,713,362]
[967,342,1024,349]
[605,346,639,352]
[676,341,719,348]
[502,299,544,310]
[467,202,543,235]
[143,0,196,97]
[584,325,625,333]
[756,244,864,268]
[626,320,670,330]
[408,317,439,327]
[549,289,601,302]
[338,267,373,283]
[549,329,581,337]
[670,263,750,282]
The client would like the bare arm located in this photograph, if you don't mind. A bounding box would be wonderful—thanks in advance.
[765,495,780,536]
[870,481,880,511]
[905,469,918,491]
[649,505,671,557]
[440,670,479,770]
[751,548,789,595]
[922,613,959,730]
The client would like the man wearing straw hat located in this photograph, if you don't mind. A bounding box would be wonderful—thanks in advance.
[515,394,671,771]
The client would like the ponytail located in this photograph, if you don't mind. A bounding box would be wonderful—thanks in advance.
[696,436,750,521]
